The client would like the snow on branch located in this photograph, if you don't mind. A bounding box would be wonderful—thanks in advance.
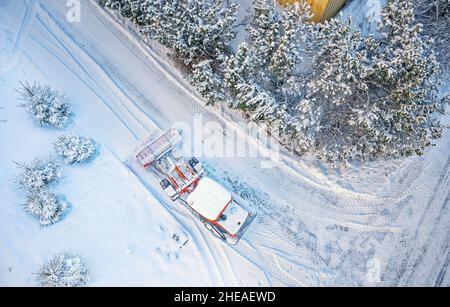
[100,0,240,66]
[100,0,448,165]
[414,0,450,68]
[53,134,97,165]
[16,157,70,226]
[26,188,70,227]
[36,252,90,287]
[17,82,73,129]
[16,157,61,192]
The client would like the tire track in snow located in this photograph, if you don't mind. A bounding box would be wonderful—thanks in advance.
[77,3,411,248]
[434,241,450,286]
[33,0,404,286]
[33,4,157,140]
[33,0,330,286]
[12,0,36,53]
[400,162,450,286]
[382,155,450,286]
[22,2,231,287]
[82,0,394,215]
[26,27,142,141]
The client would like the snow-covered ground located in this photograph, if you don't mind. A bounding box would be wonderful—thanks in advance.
[0,0,449,286]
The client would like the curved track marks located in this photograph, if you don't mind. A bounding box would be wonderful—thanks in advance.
[18,0,448,286]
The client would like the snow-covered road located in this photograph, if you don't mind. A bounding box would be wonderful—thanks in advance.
[1,0,449,286]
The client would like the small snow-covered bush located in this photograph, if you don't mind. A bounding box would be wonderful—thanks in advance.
[26,188,70,226]
[36,252,90,287]
[17,82,73,129]
[17,157,61,192]
[53,134,96,165]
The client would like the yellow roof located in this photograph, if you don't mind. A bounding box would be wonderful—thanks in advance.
[278,0,347,23]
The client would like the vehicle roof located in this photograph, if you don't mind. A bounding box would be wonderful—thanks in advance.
[187,177,232,221]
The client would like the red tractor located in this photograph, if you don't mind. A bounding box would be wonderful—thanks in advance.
[135,129,256,244]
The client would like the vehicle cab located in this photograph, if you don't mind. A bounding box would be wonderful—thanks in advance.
[187,177,251,238]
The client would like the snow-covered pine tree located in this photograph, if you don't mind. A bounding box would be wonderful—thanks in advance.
[366,0,446,159]
[223,1,311,124]
[36,252,90,287]
[53,134,97,165]
[234,82,277,122]
[26,188,70,226]
[98,0,150,25]
[134,0,239,65]
[191,60,227,105]
[414,0,450,69]
[17,157,61,192]
[269,2,311,80]
[17,82,73,129]
[248,0,280,74]
[298,16,373,164]
[223,43,256,101]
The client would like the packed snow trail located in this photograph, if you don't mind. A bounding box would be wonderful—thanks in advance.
[30,0,356,285]
[1,0,248,287]
[2,0,449,286]
[37,0,450,285]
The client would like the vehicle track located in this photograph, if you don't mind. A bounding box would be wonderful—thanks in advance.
[27,0,440,286]
[12,0,36,53]
[82,0,399,214]
[380,155,450,286]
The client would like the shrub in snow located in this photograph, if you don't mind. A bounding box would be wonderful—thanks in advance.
[17,82,73,129]
[17,157,61,192]
[25,188,70,226]
[53,134,96,165]
[36,252,90,287]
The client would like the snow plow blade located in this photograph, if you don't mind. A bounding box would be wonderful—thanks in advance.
[135,129,182,168]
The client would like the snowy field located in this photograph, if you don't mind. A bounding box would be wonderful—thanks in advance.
[0,0,449,286]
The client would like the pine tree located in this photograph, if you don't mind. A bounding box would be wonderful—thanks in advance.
[234,83,277,121]
[142,0,239,65]
[99,0,150,25]
[248,0,280,71]
[269,3,311,79]
[413,0,450,69]
[17,82,73,129]
[367,0,446,159]
[17,157,61,192]
[36,252,90,287]
[301,17,373,163]
[53,134,97,165]
[223,43,255,100]
[26,188,70,227]
[191,60,226,105]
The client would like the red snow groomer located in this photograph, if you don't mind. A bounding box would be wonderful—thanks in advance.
[135,129,256,245]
